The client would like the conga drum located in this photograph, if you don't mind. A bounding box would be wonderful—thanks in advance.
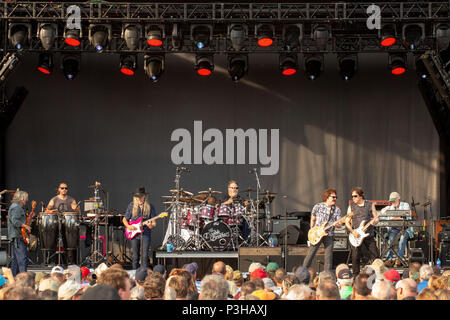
[38,212,58,250]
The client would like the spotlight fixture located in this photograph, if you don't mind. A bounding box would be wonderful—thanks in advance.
[144,54,164,82]
[37,52,53,75]
[38,23,57,50]
[414,55,429,79]
[8,23,31,50]
[64,27,82,47]
[195,55,214,76]
[171,24,183,50]
[304,54,323,80]
[379,24,397,47]
[146,25,164,47]
[61,54,80,80]
[89,24,111,52]
[402,23,425,50]
[338,54,357,81]
[191,25,213,49]
[282,24,303,51]
[227,54,248,82]
[312,25,330,50]
[120,54,137,76]
[122,24,142,51]
[255,24,274,47]
[279,53,298,76]
[228,24,248,51]
[434,23,450,51]
[0,53,21,84]
[389,53,407,75]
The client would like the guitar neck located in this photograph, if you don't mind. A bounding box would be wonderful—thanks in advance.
[362,218,376,232]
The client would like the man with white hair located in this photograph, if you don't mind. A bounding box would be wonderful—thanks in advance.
[396,278,417,300]
[199,275,229,300]
[7,190,30,276]
[417,264,433,293]
[381,191,414,267]
[285,284,313,300]
[371,280,392,300]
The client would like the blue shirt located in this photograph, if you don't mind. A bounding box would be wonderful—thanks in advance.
[7,202,26,240]
[311,202,342,236]
[417,280,428,293]
[381,202,415,238]
[124,202,156,236]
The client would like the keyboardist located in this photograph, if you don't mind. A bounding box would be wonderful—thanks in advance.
[381,191,415,267]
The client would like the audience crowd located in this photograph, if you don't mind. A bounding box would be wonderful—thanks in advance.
[0,259,449,300]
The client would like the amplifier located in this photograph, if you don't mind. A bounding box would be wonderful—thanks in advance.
[439,242,450,267]
[438,231,450,243]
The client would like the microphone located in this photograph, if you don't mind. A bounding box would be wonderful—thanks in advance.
[95,181,101,186]
[178,167,190,173]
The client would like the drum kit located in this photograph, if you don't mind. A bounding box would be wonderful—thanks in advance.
[161,167,277,252]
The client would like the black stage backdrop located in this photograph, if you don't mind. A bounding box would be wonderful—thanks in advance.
[3,52,440,246]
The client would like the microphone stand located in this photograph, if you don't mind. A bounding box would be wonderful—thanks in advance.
[140,195,147,269]
[283,197,288,270]
[253,169,261,246]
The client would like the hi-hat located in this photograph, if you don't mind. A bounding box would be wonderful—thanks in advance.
[169,189,193,197]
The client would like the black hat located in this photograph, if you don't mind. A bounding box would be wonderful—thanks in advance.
[133,187,148,197]
[81,284,121,300]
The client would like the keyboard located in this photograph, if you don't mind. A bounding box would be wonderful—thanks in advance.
[376,220,425,228]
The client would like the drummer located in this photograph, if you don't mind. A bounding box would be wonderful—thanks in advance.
[45,182,79,214]
[218,180,250,241]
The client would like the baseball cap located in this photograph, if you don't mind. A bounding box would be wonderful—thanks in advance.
[233,270,242,281]
[0,275,7,287]
[248,262,263,274]
[262,277,276,290]
[384,269,401,283]
[81,284,121,300]
[295,266,311,284]
[337,268,353,280]
[39,278,60,292]
[51,266,64,275]
[389,192,400,201]
[95,263,108,277]
[58,280,81,300]
[184,262,198,275]
[251,289,276,300]
[250,268,268,279]
[81,267,91,280]
[340,286,353,299]
[153,264,166,275]
[266,262,279,273]
[135,268,148,282]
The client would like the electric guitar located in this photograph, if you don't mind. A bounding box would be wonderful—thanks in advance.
[308,212,354,246]
[22,200,36,246]
[125,212,168,239]
[348,216,379,247]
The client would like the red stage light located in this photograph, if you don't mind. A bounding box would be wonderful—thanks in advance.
[120,68,135,76]
[282,68,297,76]
[258,37,273,47]
[37,67,51,75]
[147,39,163,47]
[381,37,396,47]
[391,67,406,75]
[65,38,80,47]
[197,68,212,76]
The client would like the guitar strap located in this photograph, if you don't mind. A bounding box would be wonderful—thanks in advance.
[325,205,335,226]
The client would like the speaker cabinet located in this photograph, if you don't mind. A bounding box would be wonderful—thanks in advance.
[238,247,282,272]
[439,242,450,267]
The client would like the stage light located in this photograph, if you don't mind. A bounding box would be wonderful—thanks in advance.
[228,24,248,51]
[122,24,142,51]
[38,23,57,50]
[338,54,357,81]
[64,28,81,47]
[120,54,137,76]
[402,23,424,50]
[312,25,330,50]
[227,54,248,82]
[283,24,303,51]
[171,24,183,50]
[0,53,21,84]
[89,24,111,52]
[144,54,164,82]
[8,23,31,50]
[37,52,53,75]
[256,24,274,47]
[279,53,298,76]
[146,25,164,47]
[304,54,323,80]
[195,55,214,76]
[61,55,80,80]
[389,53,407,75]
[191,25,212,49]
[414,55,429,79]
[434,23,450,51]
[379,24,397,47]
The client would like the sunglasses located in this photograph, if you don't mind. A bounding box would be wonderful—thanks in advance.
[229,187,239,189]
[60,187,68,190]
[329,196,337,199]
[351,195,358,198]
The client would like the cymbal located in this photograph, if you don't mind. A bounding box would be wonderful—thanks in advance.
[198,189,222,194]
[161,195,174,199]
[193,195,208,202]
[163,201,174,205]
[169,189,193,197]
[422,201,431,207]
[241,189,256,193]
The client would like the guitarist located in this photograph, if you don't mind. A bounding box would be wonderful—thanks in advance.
[122,187,156,270]
[7,190,30,276]
[302,188,342,272]
[345,187,380,276]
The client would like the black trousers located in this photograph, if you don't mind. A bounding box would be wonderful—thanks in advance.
[350,235,379,276]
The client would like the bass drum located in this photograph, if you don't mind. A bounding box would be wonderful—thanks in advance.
[201,221,232,251]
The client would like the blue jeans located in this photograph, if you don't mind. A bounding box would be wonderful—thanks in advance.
[131,233,151,270]
[303,235,334,272]
[386,228,410,260]
[11,237,27,277]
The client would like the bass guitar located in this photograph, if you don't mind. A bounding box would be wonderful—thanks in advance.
[348,216,379,247]
[125,212,168,239]
[22,200,36,246]
[308,212,354,246]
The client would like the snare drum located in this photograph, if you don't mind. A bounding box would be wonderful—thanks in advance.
[62,212,80,250]
[38,212,58,250]
[218,204,232,218]
[199,205,216,220]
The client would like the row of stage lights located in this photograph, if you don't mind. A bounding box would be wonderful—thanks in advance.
[9,22,450,81]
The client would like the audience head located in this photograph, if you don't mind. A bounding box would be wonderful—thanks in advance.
[396,278,417,300]
[212,261,226,276]
[240,281,256,297]
[285,284,314,300]
[166,275,188,299]
[416,288,438,300]
[143,272,165,300]
[316,280,340,300]
[15,271,35,289]
[371,280,392,300]
[97,267,131,300]
[352,273,372,299]
[81,284,121,300]
[153,264,166,277]
[419,265,434,282]
[199,275,229,300]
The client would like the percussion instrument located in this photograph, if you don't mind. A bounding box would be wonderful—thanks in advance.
[201,221,232,251]
[218,204,232,218]
[62,212,80,249]
[199,205,216,220]
[38,212,58,250]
